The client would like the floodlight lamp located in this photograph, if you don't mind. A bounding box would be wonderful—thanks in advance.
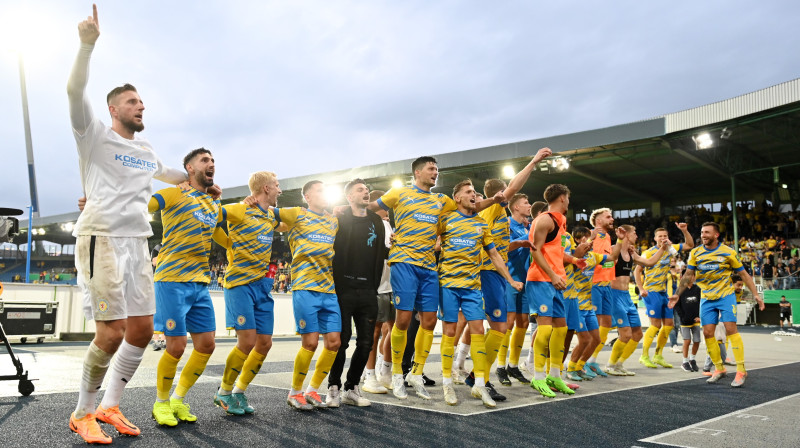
[61,222,74,232]
[782,184,788,189]
[324,184,343,204]
[502,165,515,178]
[391,179,403,189]
[559,158,570,170]
[720,127,733,139]
[693,133,713,150]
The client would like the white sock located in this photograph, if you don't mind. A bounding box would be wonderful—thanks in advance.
[376,354,383,366]
[455,343,470,368]
[100,340,145,409]
[170,392,184,401]
[365,369,376,379]
[74,342,113,417]
[689,354,696,361]
[290,388,302,396]
[587,356,597,364]
[526,349,534,365]
[508,362,518,368]
[443,377,453,386]
[534,371,546,381]
[474,377,486,387]
[549,366,560,378]
[683,357,689,363]
[232,385,245,394]
[305,385,319,394]
[219,387,232,395]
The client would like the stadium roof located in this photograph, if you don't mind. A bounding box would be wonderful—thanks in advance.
[13,78,800,246]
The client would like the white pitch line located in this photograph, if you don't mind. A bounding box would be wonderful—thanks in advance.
[640,391,800,446]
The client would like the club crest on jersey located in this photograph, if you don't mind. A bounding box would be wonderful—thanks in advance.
[237,315,246,326]
[166,319,177,331]
[492,309,502,318]
[298,319,306,329]
[97,300,109,313]
[716,256,725,263]
[539,304,548,313]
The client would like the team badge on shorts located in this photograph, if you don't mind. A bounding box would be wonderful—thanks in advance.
[394,295,401,305]
[493,309,502,318]
[299,319,306,329]
[580,322,584,329]
[649,309,655,316]
[539,304,548,313]
[617,318,623,325]
[237,315,246,326]
[592,305,597,312]
[97,300,109,314]
[166,319,177,331]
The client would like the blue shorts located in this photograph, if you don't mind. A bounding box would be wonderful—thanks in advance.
[564,297,580,331]
[700,293,737,326]
[154,282,216,336]
[481,270,507,322]
[524,281,565,318]
[224,277,275,335]
[643,290,670,320]
[505,278,528,314]
[389,263,439,313]
[592,284,614,315]
[293,290,341,334]
[578,308,599,333]
[611,288,640,328]
[439,287,484,322]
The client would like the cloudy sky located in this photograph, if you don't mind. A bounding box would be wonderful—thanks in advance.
[1,0,798,217]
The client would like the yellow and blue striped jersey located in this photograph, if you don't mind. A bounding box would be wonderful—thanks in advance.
[437,210,495,289]
[686,243,744,301]
[275,207,338,293]
[641,244,682,292]
[564,233,576,295]
[479,202,510,271]
[149,187,221,283]
[574,253,607,310]
[216,203,278,289]
[377,185,456,271]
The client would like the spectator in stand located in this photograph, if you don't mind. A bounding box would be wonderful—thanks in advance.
[779,296,792,329]
[777,262,791,290]
[762,258,776,290]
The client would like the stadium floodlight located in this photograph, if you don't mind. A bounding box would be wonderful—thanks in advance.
[559,158,570,170]
[324,184,343,205]
[61,222,74,232]
[502,165,515,178]
[693,133,713,150]
[782,183,788,189]
[391,179,403,189]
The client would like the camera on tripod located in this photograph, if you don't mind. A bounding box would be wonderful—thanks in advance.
[0,208,23,244]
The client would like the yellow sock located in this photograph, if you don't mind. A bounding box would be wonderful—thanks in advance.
[577,359,587,371]
[620,339,638,362]
[292,347,315,391]
[593,326,611,358]
[705,337,724,371]
[470,333,487,380]
[642,326,659,357]
[156,351,180,401]
[411,329,434,375]
[567,360,578,372]
[235,349,267,392]
[533,325,553,374]
[728,332,746,373]
[509,326,526,366]
[548,326,567,376]
[483,330,505,380]
[221,346,248,391]
[390,326,407,375]
[497,330,512,368]
[174,350,211,398]
[440,335,455,378]
[310,348,338,389]
[608,339,626,365]
[655,326,672,356]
